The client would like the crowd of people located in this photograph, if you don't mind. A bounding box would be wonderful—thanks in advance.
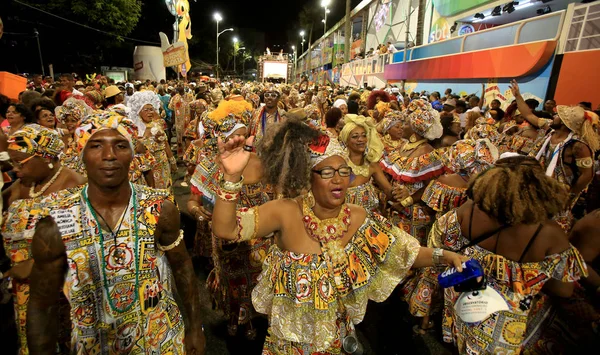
[0,72,598,355]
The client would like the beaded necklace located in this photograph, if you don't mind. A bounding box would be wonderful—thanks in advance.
[302,195,351,264]
[81,184,139,314]
[347,158,370,178]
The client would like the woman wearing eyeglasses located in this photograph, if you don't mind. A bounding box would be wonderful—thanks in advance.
[128,91,177,190]
[2,124,85,354]
[211,118,466,354]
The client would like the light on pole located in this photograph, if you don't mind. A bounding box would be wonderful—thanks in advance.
[321,0,331,35]
[238,47,246,80]
[214,12,233,81]
[300,30,305,53]
[33,28,45,76]
[292,45,297,82]
[233,37,238,75]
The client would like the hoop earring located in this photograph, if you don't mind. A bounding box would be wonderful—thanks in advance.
[306,190,316,208]
[409,134,418,143]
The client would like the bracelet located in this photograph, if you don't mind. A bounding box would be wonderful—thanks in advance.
[190,206,200,216]
[220,175,244,192]
[401,196,414,207]
[216,186,241,202]
[157,230,184,252]
[0,151,9,162]
[432,248,444,266]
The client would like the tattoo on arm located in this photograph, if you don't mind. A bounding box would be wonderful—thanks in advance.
[156,201,203,333]
[27,216,67,355]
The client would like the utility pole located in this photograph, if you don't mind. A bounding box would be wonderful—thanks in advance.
[33,28,45,76]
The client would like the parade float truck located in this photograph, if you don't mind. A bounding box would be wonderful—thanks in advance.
[257,52,293,84]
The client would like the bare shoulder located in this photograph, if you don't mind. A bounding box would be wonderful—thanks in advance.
[348,204,368,227]
[572,141,592,157]
[32,216,66,264]
[542,220,571,255]
[63,168,86,187]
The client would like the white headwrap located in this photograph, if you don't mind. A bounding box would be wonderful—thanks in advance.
[126,91,161,136]
[333,99,347,109]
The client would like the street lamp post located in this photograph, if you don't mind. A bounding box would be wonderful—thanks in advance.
[213,12,233,81]
[291,45,297,82]
[239,47,246,80]
[300,30,305,54]
[33,28,45,76]
[233,37,238,75]
[321,0,331,35]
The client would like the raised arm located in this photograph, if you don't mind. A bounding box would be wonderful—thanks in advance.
[156,200,205,355]
[477,83,485,109]
[27,216,67,355]
[509,80,544,128]
[212,136,283,240]
[570,142,594,199]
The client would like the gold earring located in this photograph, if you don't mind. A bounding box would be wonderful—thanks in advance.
[409,134,418,143]
[306,190,316,208]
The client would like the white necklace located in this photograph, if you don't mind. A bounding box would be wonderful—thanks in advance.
[29,166,64,198]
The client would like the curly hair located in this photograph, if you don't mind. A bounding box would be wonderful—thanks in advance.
[467,156,568,225]
[366,90,391,110]
[256,118,320,198]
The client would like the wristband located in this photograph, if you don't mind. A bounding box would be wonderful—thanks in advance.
[432,248,444,266]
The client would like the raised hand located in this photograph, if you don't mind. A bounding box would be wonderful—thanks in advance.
[217,135,254,178]
[509,79,521,97]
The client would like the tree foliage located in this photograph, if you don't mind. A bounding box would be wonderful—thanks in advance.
[25,0,143,36]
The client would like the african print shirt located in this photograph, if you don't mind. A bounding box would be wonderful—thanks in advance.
[248,106,286,145]
[39,184,185,354]
[432,210,587,355]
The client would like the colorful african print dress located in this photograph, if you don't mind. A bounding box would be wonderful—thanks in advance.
[129,150,157,186]
[248,107,286,145]
[380,149,446,245]
[432,210,587,354]
[39,184,185,354]
[208,182,272,336]
[402,180,468,318]
[190,153,273,335]
[139,121,173,190]
[248,212,421,354]
[2,188,78,355]
[346,182,380,213]
[61,137,84,175]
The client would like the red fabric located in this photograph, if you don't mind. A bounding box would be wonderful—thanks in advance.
[190,184,203,196]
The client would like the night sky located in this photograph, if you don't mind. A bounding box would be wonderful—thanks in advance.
[0,0,361,75]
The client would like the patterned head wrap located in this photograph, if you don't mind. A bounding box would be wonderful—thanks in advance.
[204,96,252,148]
[405,99,443,140]
[377,111,403,135]
[465,123,500,142]
[55,97,93,125]
[443,139,499,176]
[247,93,260,109]
[303,104,320,120]
[8,124,65,159]
[126,91,162,137]
[339,114,384,163]
[75,111,138,154]
[308,134,347,168]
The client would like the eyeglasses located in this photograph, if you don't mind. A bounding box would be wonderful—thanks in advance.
[264,93,279,99]
[11,154,37,169]
[311,166,352,179]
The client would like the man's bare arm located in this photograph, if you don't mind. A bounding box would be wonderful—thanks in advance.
[570,142,594,198]
[27,216,67,355]
[156,200,205,354]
